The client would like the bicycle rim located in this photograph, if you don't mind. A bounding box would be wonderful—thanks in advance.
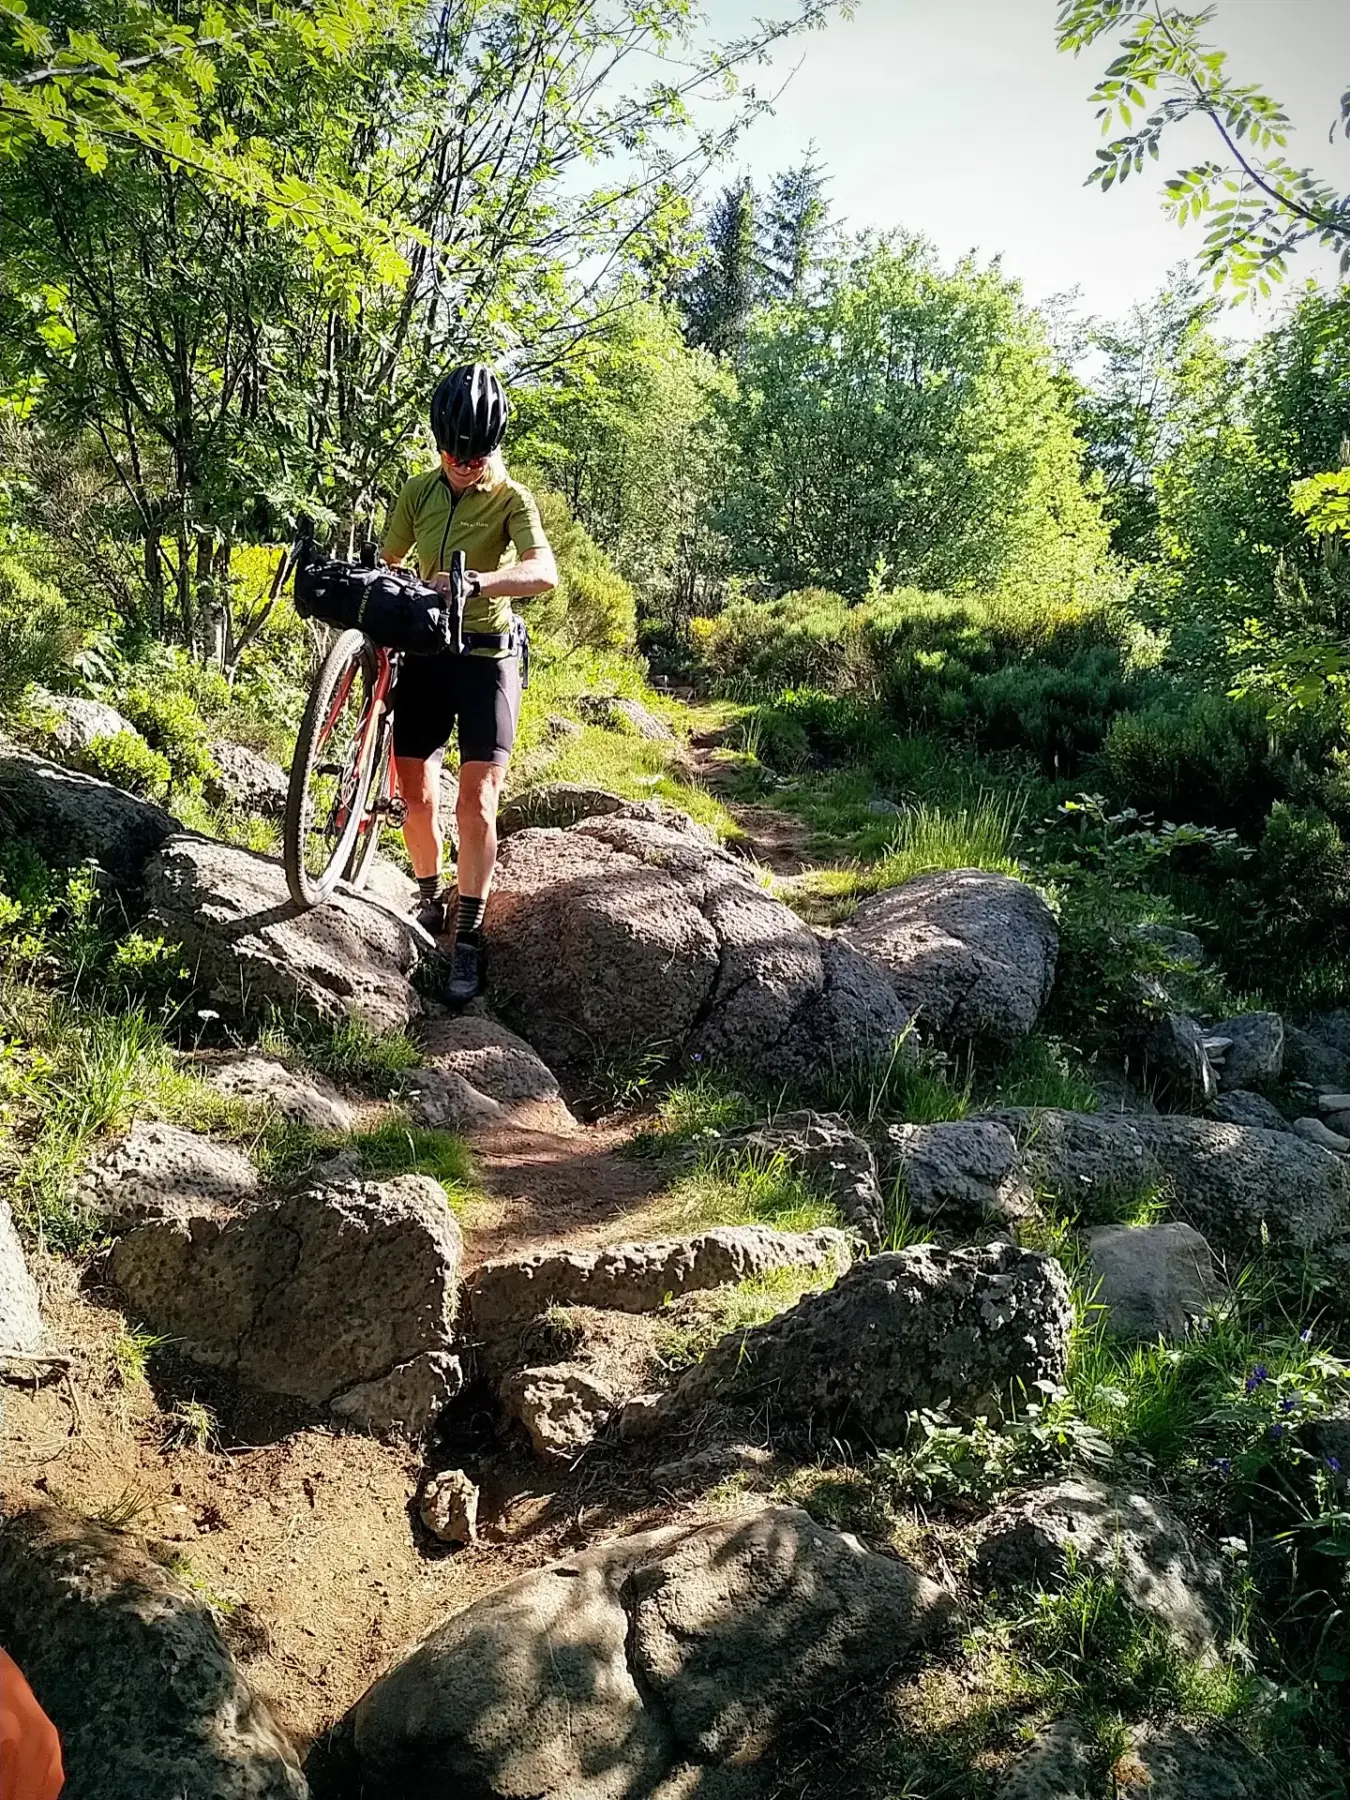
[343,720,393,893]
[283,631,377,908]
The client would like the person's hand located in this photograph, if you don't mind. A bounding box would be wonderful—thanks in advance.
[0,1649,64,1800]
[429,571,453,597]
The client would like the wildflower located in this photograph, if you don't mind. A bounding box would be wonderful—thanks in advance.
[1270,1423,1285,1441]
[1328,1456,1343,1475]
[692,1053,702,1063]
[1301,1328,1313,1343]
[1280,1395,1298,1414]
[1244,1365,1269,1393]
[1208,1457,1232,1475]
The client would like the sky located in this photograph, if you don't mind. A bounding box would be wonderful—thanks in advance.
[691,0,1350,336]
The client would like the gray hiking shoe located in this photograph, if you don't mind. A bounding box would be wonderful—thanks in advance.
[444,935,485,1007]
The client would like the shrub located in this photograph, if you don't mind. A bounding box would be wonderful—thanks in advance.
[120,683,217,791]
[0,552,81,716]
[969,646,1137,773]
[82,731,172,800]
[1098,693,1327,830]
[532,491,636,650]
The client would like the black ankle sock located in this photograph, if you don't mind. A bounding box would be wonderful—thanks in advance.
[456,894,486,938]
[417,873,443,902]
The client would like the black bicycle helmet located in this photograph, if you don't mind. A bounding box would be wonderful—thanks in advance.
[429,363,509,461]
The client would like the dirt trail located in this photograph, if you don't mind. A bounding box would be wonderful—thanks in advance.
[685,721,815,877]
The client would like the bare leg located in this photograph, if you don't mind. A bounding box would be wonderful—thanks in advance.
[455,760,508,900]
[395,754,442,881]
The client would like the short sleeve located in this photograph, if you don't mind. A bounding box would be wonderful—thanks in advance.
[505,483,550,558]
[379,478,418,563]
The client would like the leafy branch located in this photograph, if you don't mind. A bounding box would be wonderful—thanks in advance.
[1056,0,1350,297]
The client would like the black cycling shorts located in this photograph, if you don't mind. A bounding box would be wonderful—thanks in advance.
[392,651,521,767]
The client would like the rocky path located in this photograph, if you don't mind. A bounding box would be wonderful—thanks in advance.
[684,717,816,876]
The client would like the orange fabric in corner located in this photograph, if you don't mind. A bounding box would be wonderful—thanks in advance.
[0,1648,63,1800]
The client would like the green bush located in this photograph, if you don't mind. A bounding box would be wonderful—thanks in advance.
[969,646,1136,773]
[82,731,172,800]
[0,552,81,717]
[532,491,636,650]
[120,683,218,791]
[1098,693,1326,830]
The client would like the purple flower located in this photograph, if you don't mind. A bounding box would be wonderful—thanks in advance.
[1301,1328,1313,1343]
[1208,1457,1232,1475]
[1280,1396,1298,1414]
[1327,1456,1343,1474]
[692,1053,702,1063]
[1245,1365,1269,1393]
[1270,1423,1285,1441]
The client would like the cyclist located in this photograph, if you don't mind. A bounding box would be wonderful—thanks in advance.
[380,363,556,1004]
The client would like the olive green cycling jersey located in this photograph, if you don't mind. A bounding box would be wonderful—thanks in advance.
[380,467,549,655]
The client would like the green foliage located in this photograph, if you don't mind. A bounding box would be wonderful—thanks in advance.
[529,492,636,651]
[1057,1,1350,296]
[0,550,80,714]
[1292,470,1350,541]
[714,236,1110,601]
[861,795,1025,893]
[1098,693,1311,830]
[653,1148,844,1237]
[81,730,172,800]
[120,683,218,790]
[877,1392,1112,1512]
[257,1012,421,1094]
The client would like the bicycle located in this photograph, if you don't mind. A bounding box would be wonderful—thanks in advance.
[278,530,468,910]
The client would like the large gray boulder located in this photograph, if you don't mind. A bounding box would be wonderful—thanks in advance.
[468,1225,851,1358]
[407,1012,577,1135]
[973,1476,1226,1654]
[143,835,424,1033]
[28,686,141,762]
[109,1174,462,1433]
[993,1107,1350,1255]
[0,1194,41,1354]
[0,1505,306,1800]
[76,1120,263,1227]
[876,1118,1033,1228]
[197,1055,356,1131]
[204,738,289,817]
[624,1243,1071,1446]
[1214,1010,1284,1091]
[731,1111,884,1241]
[998,1720,1267,1800]
[1085,1222,1222,1342]
[483,815,906,1085]
[841,869,1058,1044]
[0,749,177,885]
[341,1505,956,1799]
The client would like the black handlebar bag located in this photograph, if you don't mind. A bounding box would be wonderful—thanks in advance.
[294,559,460,655]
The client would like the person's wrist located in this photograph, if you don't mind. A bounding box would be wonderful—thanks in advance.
[465,570,483,598]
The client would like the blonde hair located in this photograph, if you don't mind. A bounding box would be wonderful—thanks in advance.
[438,447,508,493]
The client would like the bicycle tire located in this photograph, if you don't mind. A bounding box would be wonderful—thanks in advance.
[283,630,378,909]
[342,714,394,894]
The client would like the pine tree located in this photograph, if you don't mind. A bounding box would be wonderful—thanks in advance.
[761,151,830,303]
[681,176,760,357]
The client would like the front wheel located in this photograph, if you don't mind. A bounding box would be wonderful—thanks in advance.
[284,630,379,908]
[342,721,395,894]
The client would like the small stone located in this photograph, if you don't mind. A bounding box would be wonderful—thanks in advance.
[1294,1116,1350,1153]
[0,1194,42,1355]
[500,1362,616,1460]
[1129,922,1205,967]
[973,1477,1226,1653]
[1143,1010,1218,1104]
[204,740,289,817]
[575,694,674,741]
[876,1118,1033,1228]
[1319,1092,1350,1114]
[200,1055,355,1131]
[651,1444,773,1491]
[420,1469,480,1545]
[867,798,904,816]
